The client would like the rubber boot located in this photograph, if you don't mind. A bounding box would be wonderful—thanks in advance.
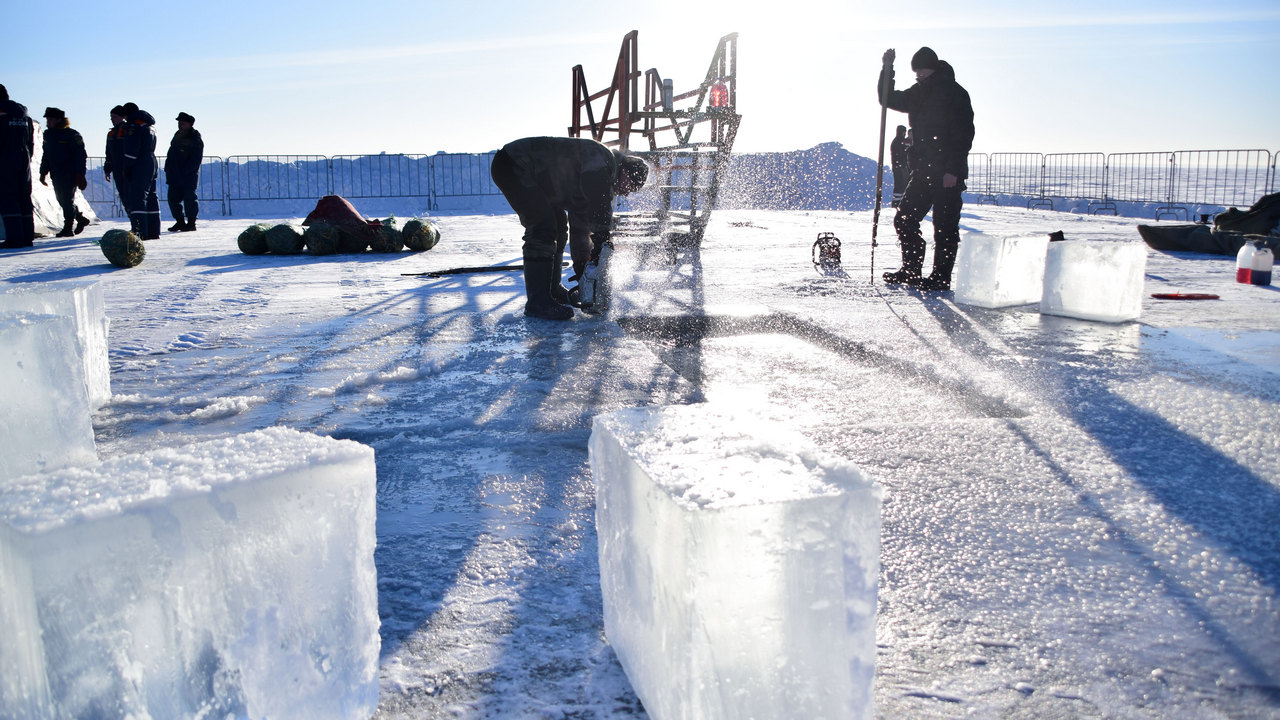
[523,258,574,321]
[910,241,958,291]
[550,237,569,304]
[883,238,926,284]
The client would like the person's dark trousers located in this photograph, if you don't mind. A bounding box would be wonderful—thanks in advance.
[490,149,560,263]
[0,186,36,247]
[893,171,965,280]
[51,177,87,235]
[491,149,574,320]
[126,174,162,239]
[167,180,198,228]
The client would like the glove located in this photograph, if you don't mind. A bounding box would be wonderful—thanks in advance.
[77,174,87,191]
[104,169,112,182]
[39,173,48,186]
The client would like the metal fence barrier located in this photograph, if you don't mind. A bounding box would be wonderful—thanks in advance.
[965,148,1276,219]
[85,152,502,218]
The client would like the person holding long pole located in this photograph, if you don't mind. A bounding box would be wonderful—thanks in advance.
[877,47,974,291]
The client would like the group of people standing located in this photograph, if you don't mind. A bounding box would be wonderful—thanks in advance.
[0,83,204,249]
[103,104,205,238]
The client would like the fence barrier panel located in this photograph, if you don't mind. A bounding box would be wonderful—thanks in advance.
[965,153,994,204]
[331,154,431,200]
[1271,151,1278,194]
[988,153,1044,207]
[225,155,329,213]
[1171,149,1271,210]
[429,152,501,208]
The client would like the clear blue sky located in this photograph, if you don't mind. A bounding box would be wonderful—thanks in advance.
[3,0,1277,159]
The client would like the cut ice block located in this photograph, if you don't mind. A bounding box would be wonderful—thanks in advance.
[954,233,1049,308]
[1040,240,1148,322]
[0,280,110,408]
[0,428,380,720]
[0,313,97,481]
[591,404,882,720]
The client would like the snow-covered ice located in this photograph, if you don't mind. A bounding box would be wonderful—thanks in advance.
[0,312,96,480]
[0,202,1277,718]
[591,403,881,720]
[953,233,1048,309]
[0,279,111,408]
[0,427,378,719]
[1041,239,1148,322]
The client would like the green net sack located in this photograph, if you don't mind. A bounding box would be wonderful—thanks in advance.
[334,224,370,253]
[370,217,404,253]
[304,222,341,255]
[100,229,145,268]
[402,218,440,252]
[237,223,271,255]
[265,223,306,254]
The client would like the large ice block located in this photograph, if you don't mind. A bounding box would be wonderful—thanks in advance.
[0,280,111,409]
[0,427,380,720]
[954,233,1049,308]
[1040,240,1148,322]
[591,404,882,720]
[0,313,97,480]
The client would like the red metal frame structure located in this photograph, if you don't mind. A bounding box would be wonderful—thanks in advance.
[571,31,740,248]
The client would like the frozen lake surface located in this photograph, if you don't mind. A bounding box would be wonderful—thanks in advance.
[2,205,1277,718]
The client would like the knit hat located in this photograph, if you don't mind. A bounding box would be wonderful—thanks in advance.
[0,84,8,102]
[911,47,939,72]
[44,107,66,120]
[176,112,195,123]
[110,105,125,116]
[121,102,139,115]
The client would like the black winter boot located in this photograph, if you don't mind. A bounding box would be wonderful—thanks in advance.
[184,221,197,232]
[523,258,574,321]
[908,241,958,292]
[168,220,186,232]
[883,238,926,284]
[55,221,75,238]
[550,237,569,304]
[74,213,90,235]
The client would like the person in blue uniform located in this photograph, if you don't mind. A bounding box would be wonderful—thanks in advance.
[121,105,160,239]
[0,84,36,249]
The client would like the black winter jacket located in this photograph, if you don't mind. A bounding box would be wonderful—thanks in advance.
[40,123,88,180]
[104,122,127,181]
[164,128,203,186]
[878,61,974,180]
[0,100,35,190]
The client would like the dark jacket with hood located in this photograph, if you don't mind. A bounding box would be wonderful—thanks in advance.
[878,60,974,181]
[121,109,158,184]
[40,121,88,181]
[0,100,35,191]
[164,127,204,187]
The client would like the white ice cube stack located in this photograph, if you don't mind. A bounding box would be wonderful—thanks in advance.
[591,404,882,720]
[1,280,381,719]
[953,233,1050,308]
[1040,240,1148,322]
[952,234,1147,322]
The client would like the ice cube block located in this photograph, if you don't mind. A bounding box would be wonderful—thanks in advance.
[591,404,882,720]
[0,313,97,481]
[954,233,1049,308]
[1040,240,1147,322]
[0,427,380,720]
[0,280,110,408]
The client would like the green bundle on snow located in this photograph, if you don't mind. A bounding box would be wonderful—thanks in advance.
[304,222,341,255]
[100,229,145,268]
[337,225,371,253]
[402,218,440,252]
[265,224,306,254]
[370,217,404,253]
[237,223,272,255]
